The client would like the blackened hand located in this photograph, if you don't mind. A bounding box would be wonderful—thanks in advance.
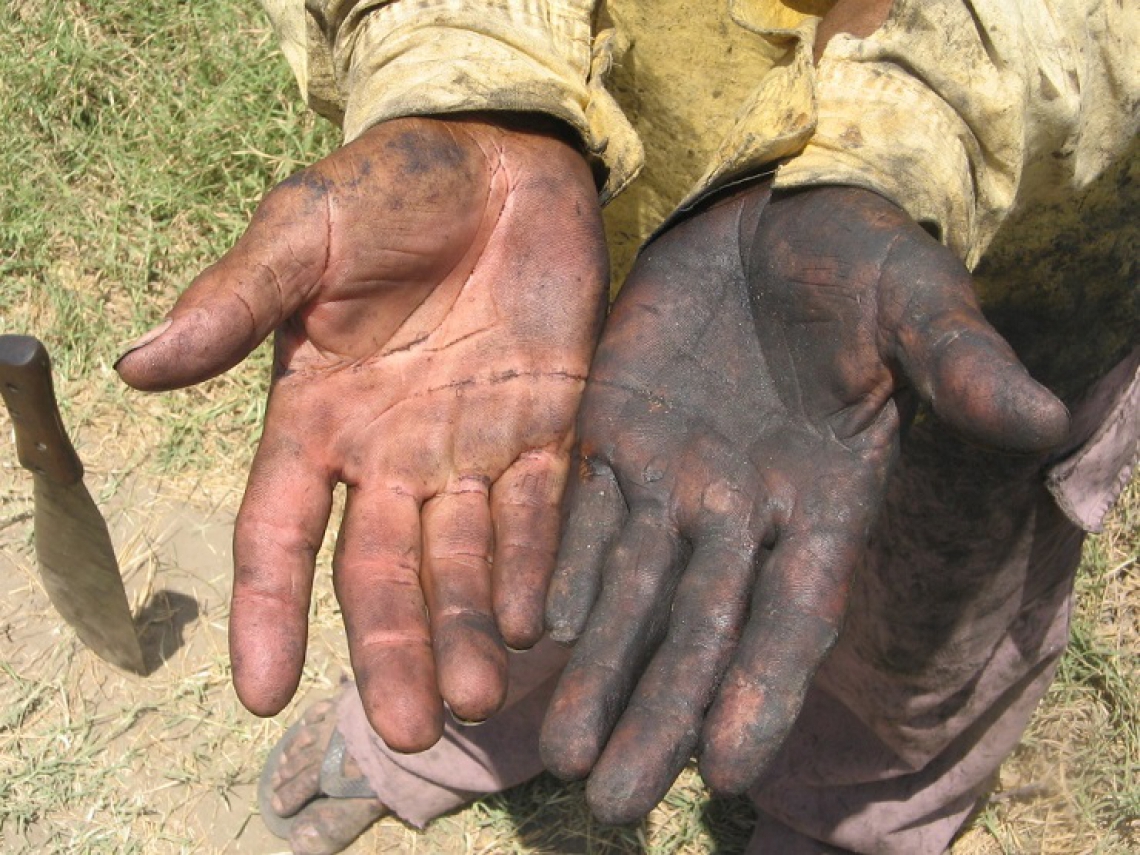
[116,117,607,751]
[540,182,1067,821]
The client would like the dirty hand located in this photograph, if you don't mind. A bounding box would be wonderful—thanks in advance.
[540,182,1068,821]
[116,116,607,751]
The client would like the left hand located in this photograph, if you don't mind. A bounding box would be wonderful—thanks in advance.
[539,181,1068,822]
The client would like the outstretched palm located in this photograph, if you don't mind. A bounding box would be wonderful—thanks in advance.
[540,182,1068,821]
[117,117,608,751]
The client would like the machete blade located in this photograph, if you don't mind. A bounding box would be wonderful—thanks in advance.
[0,334,145,674]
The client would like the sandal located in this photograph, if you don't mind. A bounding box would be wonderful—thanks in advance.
[258,697,388,855]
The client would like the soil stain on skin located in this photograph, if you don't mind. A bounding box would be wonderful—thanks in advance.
[386,125,471,178]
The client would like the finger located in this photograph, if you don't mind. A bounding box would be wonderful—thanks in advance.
[540,514,685,780]
[884,240,1069,453]
[115,172,330,391]
[422,476,507,724]
[335,483,443,753]
[906,320,1069,451]
[545,456,627,643]
[490,450,570,649]
[584,539,757,824]
[698,517,866,795]
[230,426,334,718]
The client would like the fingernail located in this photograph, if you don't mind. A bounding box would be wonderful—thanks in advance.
[114,318,173,368]
[547,625,578,646]
[451,713,488,728]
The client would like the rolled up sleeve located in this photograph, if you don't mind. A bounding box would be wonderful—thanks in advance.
[259,0,642,201]
[683,0,1131,269]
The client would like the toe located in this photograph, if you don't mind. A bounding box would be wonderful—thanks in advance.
[289,797,387,855]
[271,700,340,817]
[277,727,322,782]
[273,762,322,817]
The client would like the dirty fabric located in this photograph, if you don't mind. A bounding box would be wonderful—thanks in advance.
[336,638,570,828]
[257,0,1138,850]
[746,350,1136,852]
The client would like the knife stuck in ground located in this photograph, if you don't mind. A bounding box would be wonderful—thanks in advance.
[0,335,145,674]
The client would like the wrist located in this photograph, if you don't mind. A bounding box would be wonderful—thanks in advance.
[469,111,585,153]
[356,112,595,188]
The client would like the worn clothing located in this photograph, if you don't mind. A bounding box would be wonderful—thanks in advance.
[258,1,1138,851]
[337,639,569,828]
[747,350,1138,853]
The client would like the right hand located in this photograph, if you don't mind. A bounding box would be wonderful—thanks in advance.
[117,116,609,751]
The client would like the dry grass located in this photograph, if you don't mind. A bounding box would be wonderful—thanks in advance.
[0,2,1136,854]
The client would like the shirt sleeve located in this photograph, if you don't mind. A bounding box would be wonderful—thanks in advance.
[258,0,642,202]
[682,0,1136,269]
[770,0,1027,267]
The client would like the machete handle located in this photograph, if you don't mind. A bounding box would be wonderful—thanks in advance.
[0,335,84,485]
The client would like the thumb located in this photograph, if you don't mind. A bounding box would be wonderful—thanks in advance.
[115,173,330,391]
[884,239,1069,453]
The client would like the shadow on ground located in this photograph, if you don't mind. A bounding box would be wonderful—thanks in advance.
[135,588,201,675]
